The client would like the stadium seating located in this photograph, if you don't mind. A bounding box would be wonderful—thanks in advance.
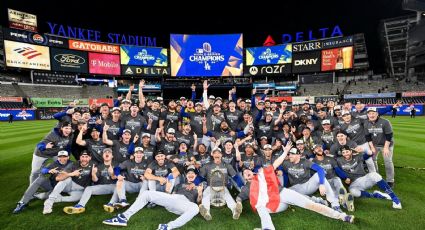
[0,101,25,109]
[0,84,19,96]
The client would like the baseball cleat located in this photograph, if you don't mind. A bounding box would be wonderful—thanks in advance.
[233,201,243,220]
[372,190,391,200]
[343,215,355,223]
[392,201,402,209]
[104,203,115,213]
[346,193,355,212]
[199,204,212,221]
[339,187,348,208]
[42,206,52,215]
[63,204,85,214]
[114,199,130,209]
[157,223,169,230]
[12,202,27,214]
[102,214,128,226]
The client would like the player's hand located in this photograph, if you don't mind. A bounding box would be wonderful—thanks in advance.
[129,84,135,91]
[148,118,153,124]
[172,158,179,164]
[277,170,283,176]
[290,126,296,133]
[72,169,82,177]
[247,116,253,125]
[230,131,236,136]
[197,183,204,193]
[46,142,54,149]
[139,80,145,89]
[283,141,293,153]
[201,116,207,124]
[319,184,326,196]
[108,165,114,175]
[345,178,351,184]
[140,175,146,181]
[96,117,103,125]
[117,175,125,181]
[159,177,167,185]
[383,147,390,157]
[252,87,257,95]
[103,124,110,132]
[133,134,139,143]
[81,124,88,132]
[49,167,59,174]
[191,83,196,91]
[92,164,98,176]
[264,88,269,94]
[193,132,198,140]
[203,80,209,90]
[186,183,195,191]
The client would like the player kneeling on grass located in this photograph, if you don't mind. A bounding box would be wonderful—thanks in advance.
[104,147,149,213]
[63,148,117,214]
[43,150,93,214]
[102,165,202,230]
[13,150,73,214]
[236,142,354,230]
[336,145,402,211]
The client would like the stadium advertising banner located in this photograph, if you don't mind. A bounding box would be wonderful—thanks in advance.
[8,9,37,32]
[69,40,120,54]
[121,65,169,76]
[0,109,35,121]
[367,105,423,116]
[292,96,315,104]
[321,46,353,71]
[50,48,88,73]
[120,46,168,66]
[246,44,292,66]
[292,40,322,53]
[88,53,120,75]
[36,108,63,120]
[61,98,89,106]
[314,95,339,103]
[253,83,276,89]
[402,91,425,97]
[4,40,51,70]
[245,64,291,76]
[170,34,243,77]
[89,98,114,107]
[322,36,353,49]
[268,96,292,103]
[292,51,321,73]
[0,97,23,102]
[344,93,396,99]
[31,98,63,107]
[299,73,333,84]
[3,28,68,48]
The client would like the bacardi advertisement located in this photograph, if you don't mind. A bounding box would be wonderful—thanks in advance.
[244,64,291,76]
[4,40,51,70]
[89,53,120,75]
[8,9,37,32]
[121,65,169,76]
[51,48,88,73]
[292,51,321,73]
[3,28,68,48]
[321,46,353,71]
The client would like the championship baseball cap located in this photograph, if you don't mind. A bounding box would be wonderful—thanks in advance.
[336,130,348,136]
[266,111,274,116]
[111,107,121,112]
[100,103,109,107]
[122,99,131,104]
[313,144,322,149]
[77,119,87,125]
[334,105,342,110]
[245,99,251,103]
[80,150,90,156]
[135,147,144,152]
[257,100,265,104]
[223,139,233,145]
[341,110,351,116]
[123,129,132,134]
[154,150,165,157]
[57,150,68,157]
[296,139,304,145]
[141,133,151,138]
[208,95,216,100]
[90,127,100,133]
[289,148,300,155]
[367,107,377,113]
[195,102,203,106]
[260,136,268,140]
[263,144,272,150]
[322,119,331,125]
[167,128,175,134]
[156,97,163,101]
[213,103,221,107]
[340,145,351,152]
[180,96,187,100]
[61,121,72,128]
[356,100,362,104]
[212,148,222,154]
[130,103,139,108]
[103,148,112,153]
[215,97,223,101]
[186,165,197,174]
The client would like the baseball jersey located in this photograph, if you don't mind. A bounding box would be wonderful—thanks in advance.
[140,143,156,162]
[318,130,337,150]
[70,162,93,187]
[239,154,255,171]
[111,140,131,163]
[171,152,193,174]
[95,162,117,185]
[340,118,366,144]
[143,108,161,134]
[173,182,200,203]
[330,140,358,157]
[175,132,195,148]
[195,153,212,168]
[160,110,180,132]
[282,159,314,186]
[43,160,74,184]
[148,160,176,177]
[104,119,122,140]
[225,110,243,131]
[121,113,147,138]
[185,111,205,137]
[200,161,237,187]
[313,156,338,179]
[206,112,226,131]
[35,128,73,158]
[85,139,107,164]
[222,151,236,169]
[364,117,394,147]
[336,154,366,181]
[157,139,179,156]
[119,159,149,183]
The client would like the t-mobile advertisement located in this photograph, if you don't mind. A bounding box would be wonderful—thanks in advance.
[88,53,120,75]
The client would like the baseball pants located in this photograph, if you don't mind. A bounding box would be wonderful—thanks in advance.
[20,176,53,204]
[44,177,84,208]
[77,184,115,207]
[349,172,382,197]
[201,186,236,211]
[373,146,394,183]
[109,180,148,204]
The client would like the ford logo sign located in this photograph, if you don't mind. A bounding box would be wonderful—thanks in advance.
[54,54,85,65]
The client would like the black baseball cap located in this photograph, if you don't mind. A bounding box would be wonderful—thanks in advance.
[100,103,109,107]
[340,145,351,152]
[186,165,197,174]
[154,150,165,157]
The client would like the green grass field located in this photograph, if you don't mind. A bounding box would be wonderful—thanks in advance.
[1,117,425,230]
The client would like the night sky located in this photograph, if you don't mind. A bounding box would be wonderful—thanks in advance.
[0,0,412,73]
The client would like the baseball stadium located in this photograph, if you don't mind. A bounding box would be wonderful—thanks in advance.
[1,0,425,229]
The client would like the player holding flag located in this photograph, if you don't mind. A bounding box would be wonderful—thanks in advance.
[236,142,354,230]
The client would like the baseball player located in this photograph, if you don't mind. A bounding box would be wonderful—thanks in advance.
[198,148,244,221]
[102,165,202,229]
[144,150,180,192]
[236,142,354,230]
[336,145,401,210]
[104,147,150,213]
[30,121,73,184]
[43,150,93,214]
[14,150,73,214]
[364,107,396,187]
[76,125,107,164]
[63,148,117,214]
[103,126,137,163]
